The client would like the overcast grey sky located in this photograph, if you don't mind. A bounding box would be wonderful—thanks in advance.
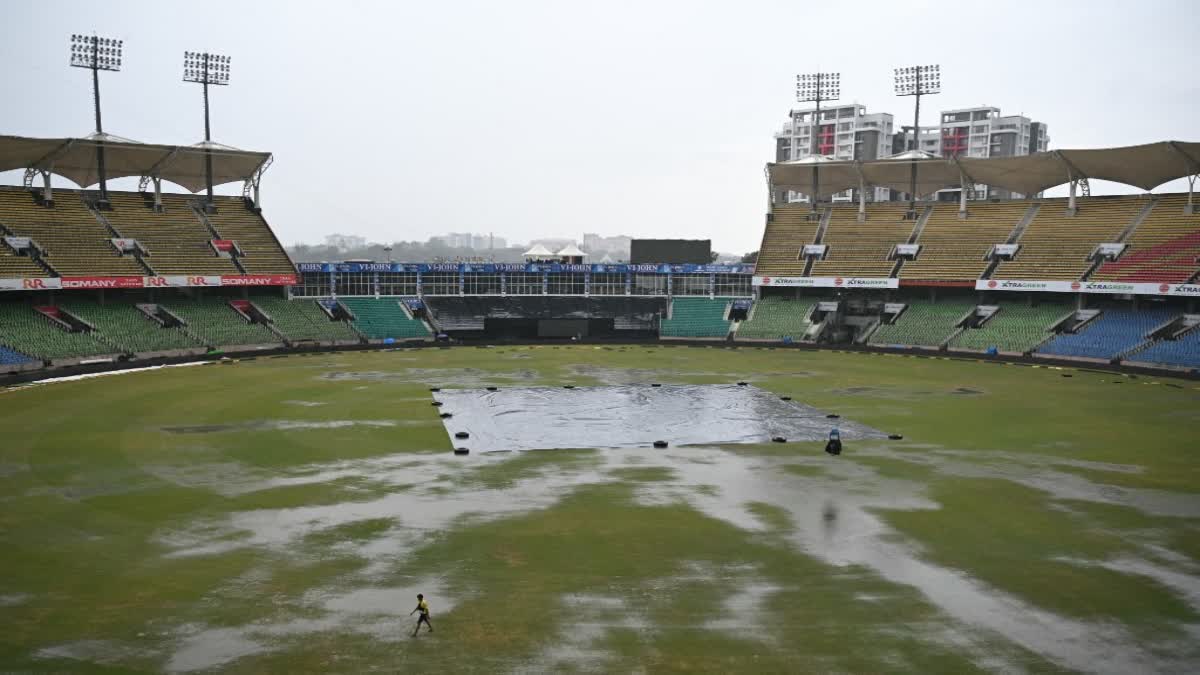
[2,0,1198,254]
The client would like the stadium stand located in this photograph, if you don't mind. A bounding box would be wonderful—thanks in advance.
[948,302,1071,353]
[159,297,282,347]
[339,298,431,340]
[868,299,974,348]
[0,345,37,366]
[810,205,912,277]
[900,201,1027,281]
[56,298,204,353]
[736,296,818,341]
[1036,307,1177,360]
[1130,327,1200,369]
[0,187,145,277]
[660,297,732,338]
[251,297,361,343]
[993,196,1143,280]
[104,193,240,276]
[0,303,123,360]
[753,205,820,277]
[1091,195,1200,283]
[0,236,47,278]
[203,196,296,275]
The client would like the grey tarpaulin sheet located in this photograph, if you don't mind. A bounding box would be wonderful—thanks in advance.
[433,384,887,453]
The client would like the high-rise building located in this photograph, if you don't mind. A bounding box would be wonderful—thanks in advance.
[774,104,1050,202]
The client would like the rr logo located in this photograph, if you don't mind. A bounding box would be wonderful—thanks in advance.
[22,278,47,289]
[188,276,210,286]
[145,277,168,287]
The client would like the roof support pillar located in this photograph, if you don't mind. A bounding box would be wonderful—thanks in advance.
[1187,174,1197,215]
[41,169,54,204]
[152,176,163,210]
[958,172,969,219]
[1068,179,1077,213]
[857,174,866,222]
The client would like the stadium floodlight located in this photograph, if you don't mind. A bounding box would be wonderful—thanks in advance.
[69,33,125,207]
[893,64,941,218]
[795,71,840,214]
[183,51,232,210]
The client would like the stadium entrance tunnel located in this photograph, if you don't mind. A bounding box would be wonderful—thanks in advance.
[430,384,887,453]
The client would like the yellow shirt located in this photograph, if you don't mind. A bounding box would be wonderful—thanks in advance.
[418,599,429,615]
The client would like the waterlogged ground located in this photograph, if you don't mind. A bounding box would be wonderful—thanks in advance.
[1,345,1199,673]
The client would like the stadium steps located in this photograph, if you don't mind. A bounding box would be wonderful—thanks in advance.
[0,188,145,277]
[203,196,296,275]
[1124,323,1200,370]
[1035,307,1177,361]
[102,193,241,276]
[753,205,821,277]
[736,296,818,341]
[1080,199,1157,281]
[981,203,1041,280]
[251,297,363,344]
[57,299,204,354]
[867,300,976,349]
[339,298,432,340]
[994,196,1144,281]
[1091,195,1200,283]
[889,206,931,278]
[902,201,1029,282]
[0,222,54,279]
[189,200,250,275]
[810,204,914,278]
[947,302,1073,354]
[159,297,283,349]
[660,297,733,339]
[82,196,156,277]
[0,303,125,362]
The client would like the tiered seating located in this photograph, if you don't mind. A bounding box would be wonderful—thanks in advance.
[0,240,46,278]
[736,296,818,340]
[1131,327,1200,369]
[251,297,361,342]
[340,298,431,339]
[868,300,974,348]
[105,193,239,276]
[56,298,203,353]
[901,202,1027,281]
[810,205,912,277]
[1036,308,1176,360]
[1091,195,1200,283]
[159,297,281,347]
[0,303,122,360]
[204,196,295,275]
[0,345,36,365]
[0,188,144,277]
[660,297,732,338]
[948,302,1071,353]
[753,205,820,276]
[994,196,1143,280]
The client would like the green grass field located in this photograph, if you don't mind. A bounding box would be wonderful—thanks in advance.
[1,345,1198,673]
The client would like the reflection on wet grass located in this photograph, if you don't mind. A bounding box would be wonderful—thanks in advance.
[874,478,1197,629]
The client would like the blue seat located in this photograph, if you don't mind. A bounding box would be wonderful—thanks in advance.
[1037,309,1175,360]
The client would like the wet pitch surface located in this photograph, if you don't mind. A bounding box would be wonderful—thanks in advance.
[432,383,887,453]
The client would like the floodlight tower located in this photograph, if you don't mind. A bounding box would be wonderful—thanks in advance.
[70,33,123,208]
[893,64,940,218]
[795,72,840,215]
[183,51,231,212]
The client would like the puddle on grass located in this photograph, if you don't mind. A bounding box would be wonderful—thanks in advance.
[161,420,403,434]
[145,442,1200,674]
[166,578,456,672]
[281,400,328,407]
[320,368,540,386]
[433,384,887,453]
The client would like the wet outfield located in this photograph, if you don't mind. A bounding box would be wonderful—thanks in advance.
[1,346,1198,673]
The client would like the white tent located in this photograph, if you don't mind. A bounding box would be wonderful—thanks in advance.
[523,244,554,257]
[556,244,586,257]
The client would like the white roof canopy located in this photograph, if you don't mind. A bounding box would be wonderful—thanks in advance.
[556,244,586,257]
[0,134,272,193]
[769,140,1200,198]
[523,244,554,257]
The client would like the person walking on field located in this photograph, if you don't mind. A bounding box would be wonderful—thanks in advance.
[410,593,433,637]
